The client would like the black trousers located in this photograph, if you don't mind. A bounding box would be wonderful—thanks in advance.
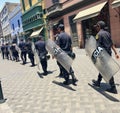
[5,51,9,60]
[57,62,76,82]
[1,52,5,59]
[40,58,47,73]
[97,52,116,88]
[97,73,116,88]
[57,61,63,75]
[13,51,19,61]
[28,53,35,65]
[21,51,27,63]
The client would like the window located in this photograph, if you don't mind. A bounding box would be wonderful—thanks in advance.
[29,0,32,6]
[12,24,15,30]
[52,0,59,4]
[69,15,78,46]
[18,20,20,27]
[22,0,25,12]
[69,15,77,36]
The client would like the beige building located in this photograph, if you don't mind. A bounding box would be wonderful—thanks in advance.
[45,0,120,48]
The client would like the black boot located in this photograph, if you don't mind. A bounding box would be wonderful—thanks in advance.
[106,86,117,94]
[92,79,100,87]
[63,74,69,85]
[69,68,78,86]
[72,78,78,86]
[63,80,69,85]
[106,77,118,94]
[92,73,102,87]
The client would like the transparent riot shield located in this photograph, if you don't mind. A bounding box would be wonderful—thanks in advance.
[46,39,73,73]
[85,36,120,83]
[8,46,13,60]
[31,42,40,70]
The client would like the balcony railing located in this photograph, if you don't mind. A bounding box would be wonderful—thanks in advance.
[47,3,62,17]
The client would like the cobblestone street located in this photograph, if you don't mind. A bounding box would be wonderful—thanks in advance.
[0,48,120,113]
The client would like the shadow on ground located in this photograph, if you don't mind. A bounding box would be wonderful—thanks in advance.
[37,70,56,78]
[88,83,120,102]
[52,80,76,91]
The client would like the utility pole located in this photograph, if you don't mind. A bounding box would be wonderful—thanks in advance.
[0,80,6,103]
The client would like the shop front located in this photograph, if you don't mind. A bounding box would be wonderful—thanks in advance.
[22,5,44,40]
[74,1,109,48]
[110,0,120,47]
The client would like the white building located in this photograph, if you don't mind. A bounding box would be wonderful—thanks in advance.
[0,2,19,43]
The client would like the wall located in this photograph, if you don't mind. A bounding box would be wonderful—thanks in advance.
[109,4,120,47]
[9,11,23,36]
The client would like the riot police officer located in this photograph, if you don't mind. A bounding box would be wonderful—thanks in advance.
[57,24,78,86]
[26,38,35,67]
[92,21,119,94]
[4,43,10,60]
[35,35,48,75]
[1,44,5,59]
[19,39,27,64]
[10,43,19,61]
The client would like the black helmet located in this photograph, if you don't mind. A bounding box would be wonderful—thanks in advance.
[94,21,106,29]
[57,24,64,30]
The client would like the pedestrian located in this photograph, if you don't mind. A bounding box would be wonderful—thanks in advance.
[4,43,10,60]
[10,43,19,62]
[26,38,35,67]
[19,39,27,64]
[56,24,78,85]
[0,44,5,59]
[92,20,119,94]
[35,35,48,75]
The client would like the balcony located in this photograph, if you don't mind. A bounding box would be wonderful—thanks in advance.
[47,3,62,19]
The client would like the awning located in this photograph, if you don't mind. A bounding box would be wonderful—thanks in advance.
[73,1,107,21]
[22,31,30,35]
[111,0,120,8]
[30,27,43,37]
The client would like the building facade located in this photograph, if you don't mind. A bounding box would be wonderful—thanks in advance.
[9,4,23,44]
[0,2,19,43]
[20,0,46,40]
[109,0,120,47]
[0,20,3,45]
[46,0,120,48]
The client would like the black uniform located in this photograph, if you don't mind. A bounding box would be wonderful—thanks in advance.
[10,44,19,61]
[19,41,27,64]
[94,29,117,92]
[26,41,35,66]
[57,31,77,85]
[1,44,5,59]
[35,40,48,75]
[4,43,10,60]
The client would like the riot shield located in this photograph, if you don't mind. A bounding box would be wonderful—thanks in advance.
[8,46,13,60]
[31,42,41,70]
[85,36,120,83]
[46,39,73,73]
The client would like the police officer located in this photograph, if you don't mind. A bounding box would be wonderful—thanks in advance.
[19,39,27,64]
[57,24,78,85]
[1,44,5,59]
[10,43,19,61]
[92,21,119,94]
[26,38,35,67]
[4,43,10,60]
[35,35,48,75]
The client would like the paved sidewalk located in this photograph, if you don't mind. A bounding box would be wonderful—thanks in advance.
[0,48,120,113]
[0,103,13,113]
